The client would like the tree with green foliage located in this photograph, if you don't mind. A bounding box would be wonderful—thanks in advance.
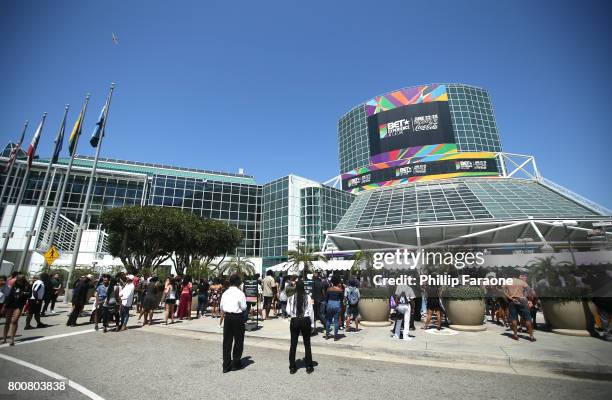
[217,256,256,278]
[351,250,375,286]
[101,206,178,274]
[286,244,326,279]
[100,206,242,275]
[171,213,242,275]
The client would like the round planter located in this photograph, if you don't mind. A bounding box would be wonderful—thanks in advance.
[358,298,390,323]
[541,299,596,336]
[442,298,486,331]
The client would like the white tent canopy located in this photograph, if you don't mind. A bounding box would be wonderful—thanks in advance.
[268,260,354,274]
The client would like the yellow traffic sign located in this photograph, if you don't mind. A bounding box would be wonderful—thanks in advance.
[44,245,60,265]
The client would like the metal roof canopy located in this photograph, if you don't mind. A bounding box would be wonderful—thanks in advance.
[323,217,612,254]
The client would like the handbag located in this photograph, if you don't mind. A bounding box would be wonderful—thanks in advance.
[389,295,397,310]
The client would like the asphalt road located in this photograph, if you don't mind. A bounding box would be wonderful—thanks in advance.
[1,326,611,400]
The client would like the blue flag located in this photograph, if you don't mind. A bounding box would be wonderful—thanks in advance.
[90,101,107,147]
[51,109,68,163]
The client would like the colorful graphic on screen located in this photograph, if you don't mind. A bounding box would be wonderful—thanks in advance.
[341,152,499,193]
[366,84,456,164]
[366,84,449,117]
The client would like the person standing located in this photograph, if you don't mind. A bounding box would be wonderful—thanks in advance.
[102,277,121,333]
[504,272,536,342]
[220,274,247,373]
[196,277,209,318]
[177,276,193,320]
[0,275,9,316]
[324,275,344,340]
[67,275,92,327]
[42,273,62,315]
[1,276,29,345]
[163,277,178,325]
[119,275,135,331]
[94,275,110,331]
[421,282,442,331]
[393,283,415,340]
[344,277,361,333]
[262,270,275,319]
[208,278,223,319]
[142,277,161,326]
[286,280,314,374]
[311,272,324,331]
[25,274,47,330]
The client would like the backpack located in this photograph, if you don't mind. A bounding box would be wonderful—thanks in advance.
[398,291,408,305]
[347,287,359,305]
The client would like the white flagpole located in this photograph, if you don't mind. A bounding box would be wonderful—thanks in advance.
[65,84,114,299]
[0,113,47,267]
[46,95,90,251]
[0,122,28,211]
[17,106,69,272]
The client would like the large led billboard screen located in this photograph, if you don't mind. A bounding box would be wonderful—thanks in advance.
[366,84,456,164]
[341,152,499,193]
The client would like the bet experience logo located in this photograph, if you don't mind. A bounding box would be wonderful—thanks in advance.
[379,114,439,139]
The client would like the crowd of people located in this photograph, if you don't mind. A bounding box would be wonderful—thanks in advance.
[1,265,610,372]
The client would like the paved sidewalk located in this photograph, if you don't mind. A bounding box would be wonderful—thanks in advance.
[155,311,612,377]
[4,302,611,379]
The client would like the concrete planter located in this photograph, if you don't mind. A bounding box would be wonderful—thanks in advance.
[443,298,486,331]
[358,298,390,324]
[541,299,596,336]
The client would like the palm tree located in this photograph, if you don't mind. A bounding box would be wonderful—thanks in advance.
[217,256,256,278]
[286,244,327,279]
[351,251,375,287]
[527,255,574,288]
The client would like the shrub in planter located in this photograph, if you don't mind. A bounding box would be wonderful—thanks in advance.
[443,286,486,300]
[442,286,486,327]
[529,256,595,332]
[537,286,595,332]
[358,287,391,322]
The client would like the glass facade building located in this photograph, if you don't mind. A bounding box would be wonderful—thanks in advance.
[301,185,354,250]
[335,178,601,231]
[0,154,261,258]
[261,175,354,269]
[337,83,502,174]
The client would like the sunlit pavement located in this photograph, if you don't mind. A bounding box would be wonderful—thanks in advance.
[1,300,612,400]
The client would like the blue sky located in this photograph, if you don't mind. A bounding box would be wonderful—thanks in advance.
[1,0,610,208]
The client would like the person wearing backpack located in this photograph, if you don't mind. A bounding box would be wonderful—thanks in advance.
[102,277,121,333]
[392,283,415,341]
[344,278,361,333]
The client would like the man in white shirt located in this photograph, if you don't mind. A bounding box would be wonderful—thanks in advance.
[25,274,47,330]
[393,284,415,341]
[119,275,135,331]
[220,273,247,373]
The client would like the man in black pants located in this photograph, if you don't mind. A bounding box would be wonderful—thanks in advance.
[219,274,247,373]
[67,275,92,326]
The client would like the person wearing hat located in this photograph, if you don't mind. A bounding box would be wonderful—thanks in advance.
[119,274,136,331]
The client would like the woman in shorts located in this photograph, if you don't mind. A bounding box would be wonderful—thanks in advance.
[2,276,28,345]
[142,277,161,326]
[421,283,442,331]
[163,277,178,324]
[208,278,223,318]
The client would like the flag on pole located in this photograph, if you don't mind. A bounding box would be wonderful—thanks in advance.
[51,108,68,163]
[90,100,108,147]
[68,110,84,155]
[3,123,27,172]
[26,116,46,167]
